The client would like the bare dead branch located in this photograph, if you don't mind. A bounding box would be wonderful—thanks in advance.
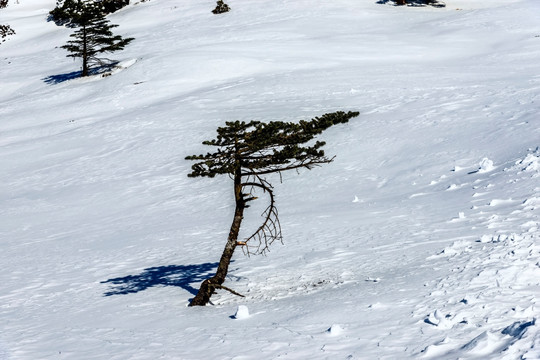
[212,283,245,298]
[240,179,282,256]
[241,156,334,177]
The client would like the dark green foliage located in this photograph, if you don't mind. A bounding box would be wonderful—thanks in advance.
[61,1,133,76]
[0,25,14,43]
[50,0,130,26]
[212,0,230,14]
[392,0,445,6]
[186,111,359,179]
[50,0,86,26]
[100,0,130,13]
[379,0,445,6]
[0,0,15,45]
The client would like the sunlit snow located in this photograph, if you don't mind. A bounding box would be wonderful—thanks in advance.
[1,0,539,359]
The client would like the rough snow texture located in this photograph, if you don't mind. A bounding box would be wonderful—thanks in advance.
[1,0,539,359]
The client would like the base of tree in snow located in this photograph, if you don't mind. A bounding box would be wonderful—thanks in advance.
[42,59,137,84]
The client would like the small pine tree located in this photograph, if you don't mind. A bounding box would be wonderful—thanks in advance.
[212,0,230,14]
[0,24,14,44]
[61,1,133,76]
[186,111,359,306]
[0,0,15,45]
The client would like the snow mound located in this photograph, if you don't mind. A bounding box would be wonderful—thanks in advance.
[478,157,496,173]
[420,231,540,358]
[327,324,345,336]
[233,305,250,320]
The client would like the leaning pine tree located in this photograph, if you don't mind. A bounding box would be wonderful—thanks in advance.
[61,1,133,77]
[186,110,359,306]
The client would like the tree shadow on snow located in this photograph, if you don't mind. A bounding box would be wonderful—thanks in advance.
[101,262,218,297]
[42,70,82,84]
[42,62,120,84]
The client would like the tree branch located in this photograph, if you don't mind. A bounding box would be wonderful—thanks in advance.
[240,179,282,255]
[213,283,245,298]
[241,156,334,177]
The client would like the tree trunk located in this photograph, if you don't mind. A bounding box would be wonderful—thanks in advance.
[81,25,88,77]
[396,0,407,5]
[189,169,245,306]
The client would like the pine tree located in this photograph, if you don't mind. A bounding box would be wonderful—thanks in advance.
[61,1,133,77]
[0,0,15,45]
[50,0,130,26]
[50,0,86,26]
[186,111,359,306]
[212,0,230,14]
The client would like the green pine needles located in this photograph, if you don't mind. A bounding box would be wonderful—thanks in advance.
[50,0,130,26]
[0,0,15,45]
[186,111,359,306]
[186,111,359,179]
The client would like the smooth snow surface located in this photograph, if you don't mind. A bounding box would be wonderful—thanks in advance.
[1,0,539,359]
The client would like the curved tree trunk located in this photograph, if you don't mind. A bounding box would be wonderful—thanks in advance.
[189,169,245,306]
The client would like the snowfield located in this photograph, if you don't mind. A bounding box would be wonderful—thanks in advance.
[1,0,539,359]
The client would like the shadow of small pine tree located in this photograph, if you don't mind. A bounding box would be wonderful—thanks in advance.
[42,70,82,84]
[42,62,119,84]
[101,262,219,297]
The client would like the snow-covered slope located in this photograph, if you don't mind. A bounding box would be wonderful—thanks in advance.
[1,0,539,359]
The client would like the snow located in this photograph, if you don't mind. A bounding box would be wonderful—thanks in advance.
[478,157,495,173]
[233,305,249,320]
[1,0,539,359]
